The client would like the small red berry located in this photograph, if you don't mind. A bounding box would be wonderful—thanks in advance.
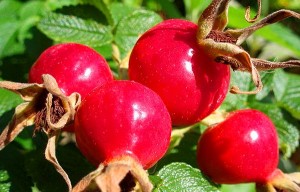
[29,43,113,99]
[129,19,230,126]
[29,43,113,132]
[197,109,279,184]
[75,80,172,169]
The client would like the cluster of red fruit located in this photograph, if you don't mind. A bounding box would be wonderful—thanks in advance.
[1,0,300,191]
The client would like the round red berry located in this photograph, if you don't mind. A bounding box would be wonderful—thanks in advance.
[75,80,172,169]
[197,109,279,184]
[129,19,230,126]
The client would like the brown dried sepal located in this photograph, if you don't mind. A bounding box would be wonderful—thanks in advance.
[256,169,300,192]
[197,0,300,94]
[72,156,153,192]
[0,74,81,192]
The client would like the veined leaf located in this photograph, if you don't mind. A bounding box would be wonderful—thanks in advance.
[19,1,46,20]
[46,0,113,26]
[0,21,23,58]
[0,1,24,58]
[115,9,162,57]
[152,162,220,192]
[221,70,275,111]
[38,12,113,47]
[109,2,136,26]
[46,0,79,10]
[221,70,251,111]
[0,88,22,117]
[273,69,300,120]
[81,0,114,26]
[0,1,47,58]
[0,0,22,21]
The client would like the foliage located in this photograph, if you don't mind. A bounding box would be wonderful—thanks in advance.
[0,0,299,191]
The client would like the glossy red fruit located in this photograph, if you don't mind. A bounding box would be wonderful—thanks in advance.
[197,109,279,184]
[129,19,230,126]
[29,43,113,99]
[75,80,172,169]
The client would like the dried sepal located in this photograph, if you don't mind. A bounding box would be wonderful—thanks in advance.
[46,132,72,192]
[256,169,300,192]
[216,56,300,71]
[72,156,153,192]
[197,0,300,94]
[0,81,44,150]
[0,74,81,192]
[0,102,36,150]
[0,80,44,101]
[197,0,230,40]
[245,0,262,23]
[45,92,80,132]
[199,38,262,94]
[227,9,300,45]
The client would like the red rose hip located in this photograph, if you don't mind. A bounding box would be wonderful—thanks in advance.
[29,43,113,99]
[197,109,279,184]
[129,19,230,126]
[75,80,172,169]
[29,43,113,132]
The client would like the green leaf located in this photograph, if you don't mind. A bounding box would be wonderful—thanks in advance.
[47,0,113,25]
[0,0,22,21]
[0,170,10,192]
[46,0,79,10]
[273,70,300,120]
[250,102,300,158]
[37,12,113,47]
[17,1,46,42]
[0,144,33,192]
[153,132,199,171]
[221,70,251,111]
[184,0,211,22]
[25,149,69,192]
[19,1,46,20]
[151,0,182,18]
[94,43,113,59]
[0,21,23,58]
[0,1,43,58]
[228,6,300,58]
[221,70,275,111]
[114,9,162,57]
[0,88,22,117]
[0,1,24,57]
[109,2,136,26]
[81,0,114,26]
[25,143,93,192]
[152,162,220,192]
[221,183,255,192]
[254,71,275,100]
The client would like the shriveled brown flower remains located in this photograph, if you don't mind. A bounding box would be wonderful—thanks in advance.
[0,74,81,192]
[72,156,153,192]
[197,0,300,94]
[34,94,65,135]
